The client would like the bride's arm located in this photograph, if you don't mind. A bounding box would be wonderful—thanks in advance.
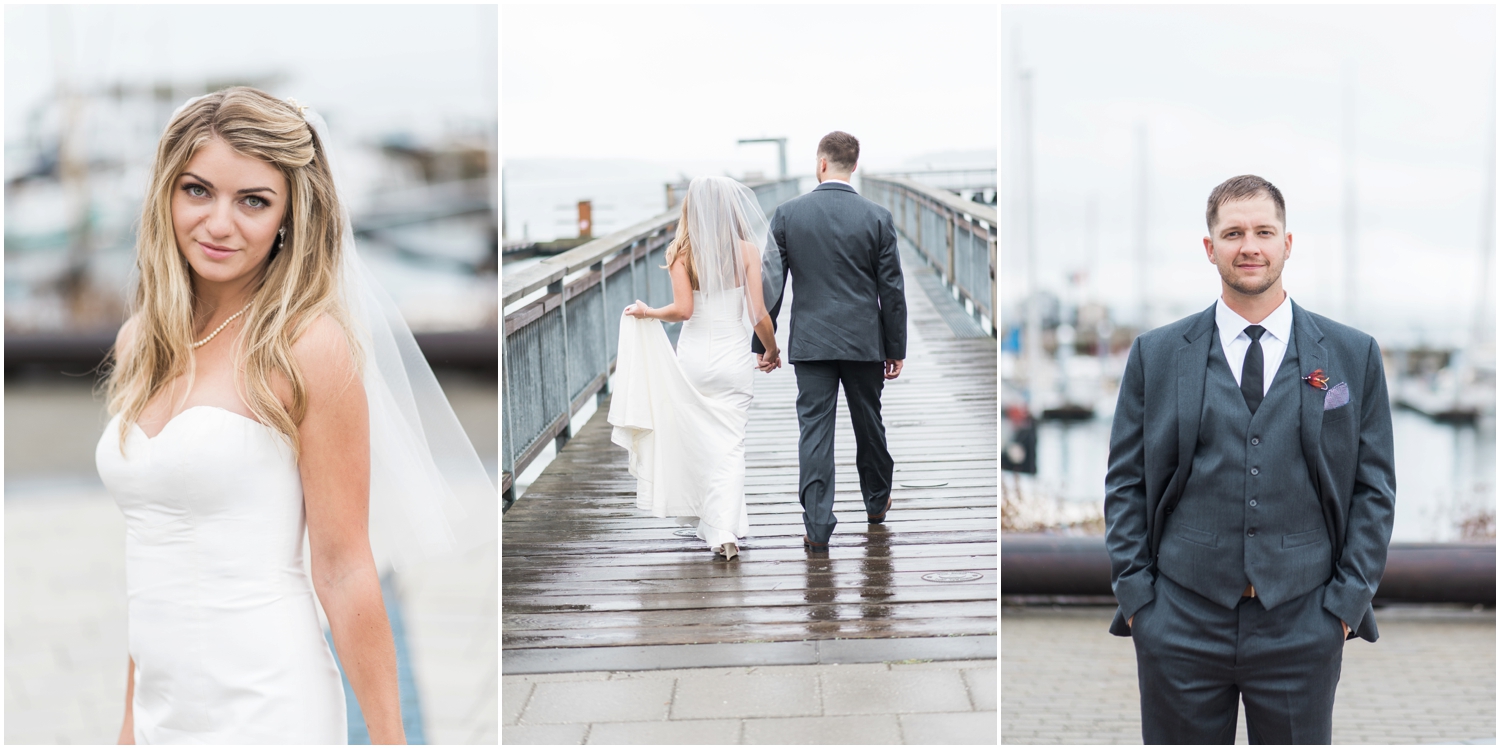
[625,256,694,322]
[117,657,134,744]
[290,315,406,745]
[741,240,779,360]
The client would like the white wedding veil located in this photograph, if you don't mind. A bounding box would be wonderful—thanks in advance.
[679,176,775,333]
[167,94,497,573]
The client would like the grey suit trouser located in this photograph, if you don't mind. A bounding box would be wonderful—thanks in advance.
[1132,575,1344,744]
[793,360,893,543]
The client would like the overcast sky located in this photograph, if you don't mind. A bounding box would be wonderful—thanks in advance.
[502,4,998,171]
[1004,4,1494,347]
[5,4,496,143]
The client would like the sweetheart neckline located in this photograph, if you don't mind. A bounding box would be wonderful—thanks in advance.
[127,405,269,441]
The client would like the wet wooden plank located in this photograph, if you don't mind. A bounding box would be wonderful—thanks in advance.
[503,260,997,654]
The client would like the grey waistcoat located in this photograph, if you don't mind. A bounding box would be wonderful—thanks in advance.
[1156,325,1334,611]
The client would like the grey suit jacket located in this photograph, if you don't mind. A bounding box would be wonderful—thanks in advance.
[1104,301,1396,642]
[754,182,907,363]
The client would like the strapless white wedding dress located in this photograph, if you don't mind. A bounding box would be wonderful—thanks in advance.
[96,406,347,744]
[609,289,754,550]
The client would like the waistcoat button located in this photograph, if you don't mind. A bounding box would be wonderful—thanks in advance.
[1250,467,1260,476]
[1249,499,1258,507]
[1248,529,1257,537]
[1251,437,1260,446]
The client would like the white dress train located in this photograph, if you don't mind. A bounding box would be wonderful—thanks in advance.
[609,289,754,550]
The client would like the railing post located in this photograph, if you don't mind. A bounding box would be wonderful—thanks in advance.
[595,258,611,407]
[502,324,515,509]
[947,209,958,292]
[552,277,571,452]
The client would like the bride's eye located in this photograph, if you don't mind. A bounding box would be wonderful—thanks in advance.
[245,195,268,209]
[184,184,208,198]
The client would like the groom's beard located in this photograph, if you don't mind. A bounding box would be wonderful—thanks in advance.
[1216,252,1285,297]
[1223,268,1282,296]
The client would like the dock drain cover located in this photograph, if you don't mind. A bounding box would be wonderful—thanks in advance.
[900,480,948,488]
[672,529,698,537]
[922,571,984,583]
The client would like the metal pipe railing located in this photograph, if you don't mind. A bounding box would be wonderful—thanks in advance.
[501,177,800,501]
[861,175,997,335]
[1000,534,1497,605]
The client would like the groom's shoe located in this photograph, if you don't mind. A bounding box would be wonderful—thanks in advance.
[802,535,829,552]
[867,495,893,524]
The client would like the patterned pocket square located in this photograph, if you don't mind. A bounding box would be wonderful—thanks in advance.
[1323,381,1350,410]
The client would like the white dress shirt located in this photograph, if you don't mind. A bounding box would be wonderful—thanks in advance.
[820,177,855,192]
[1216,294,1293,396]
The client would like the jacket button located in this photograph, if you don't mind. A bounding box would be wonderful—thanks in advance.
[1248,529,1257,537]
[1251,437,1260,446]
[1166,507,1174,514]
[1250,499,1258,507]
[1250,467,1260,476]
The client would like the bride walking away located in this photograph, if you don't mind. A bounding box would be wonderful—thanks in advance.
[608,176,781,560]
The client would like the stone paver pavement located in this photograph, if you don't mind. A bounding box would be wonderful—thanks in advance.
[503,660,998,744]
[1002,604,1495,744]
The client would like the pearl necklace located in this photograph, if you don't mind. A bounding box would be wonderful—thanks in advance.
[191,303,253,349]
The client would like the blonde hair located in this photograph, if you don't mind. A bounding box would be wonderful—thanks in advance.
[105,86,357,454]
[663,197,699,291]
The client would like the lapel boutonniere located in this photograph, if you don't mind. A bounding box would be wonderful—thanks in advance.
[1303,368,1330,390]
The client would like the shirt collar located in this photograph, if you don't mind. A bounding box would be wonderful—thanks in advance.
[1216,292,1293,344]
[821,177,854,189]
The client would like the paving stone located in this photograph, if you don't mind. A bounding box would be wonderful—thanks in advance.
[887,659,994,671]
[962,666,997,711]
[522,678,675,725]
[821,668,972,715]
[501,722,589,745]
[505,669,614,684]
[902,711,998,744]
[743,714,903,744]
[671,672,821,720]
[586,718,742,744]
[1002,606,1495,744]
[502,680,533,726]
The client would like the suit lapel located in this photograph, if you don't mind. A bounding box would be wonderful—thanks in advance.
[1292,302,1328,495]
[1175,304,1217,475]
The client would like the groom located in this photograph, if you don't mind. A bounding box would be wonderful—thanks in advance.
[754,131,908,550]
[1104,175,1396,744]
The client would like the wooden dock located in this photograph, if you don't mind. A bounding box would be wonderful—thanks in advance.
[502,259,997,670]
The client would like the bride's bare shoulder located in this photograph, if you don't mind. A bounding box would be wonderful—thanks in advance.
[290,313,359,394]
[115,314,141,354]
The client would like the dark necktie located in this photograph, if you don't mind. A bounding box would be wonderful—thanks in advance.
[1241,325,1266,415]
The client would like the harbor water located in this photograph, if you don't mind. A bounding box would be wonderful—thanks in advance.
[1013,408,1494,543]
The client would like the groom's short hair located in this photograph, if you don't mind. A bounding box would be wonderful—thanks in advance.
[1206,174,1285,232]
[818,131,859,172]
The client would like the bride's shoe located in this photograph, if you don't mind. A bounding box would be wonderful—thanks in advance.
[722,542,739,560]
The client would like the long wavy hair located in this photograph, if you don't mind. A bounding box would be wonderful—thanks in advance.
[105,86,357,455]
[662,196,699,291]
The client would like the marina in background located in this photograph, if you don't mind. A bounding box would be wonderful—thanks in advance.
[1001,15,1496,543]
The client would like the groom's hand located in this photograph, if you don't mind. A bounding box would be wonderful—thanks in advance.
[884,359,903,380]
[757,352,782,373]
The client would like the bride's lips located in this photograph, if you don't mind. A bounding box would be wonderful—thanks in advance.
[199,241,238,260]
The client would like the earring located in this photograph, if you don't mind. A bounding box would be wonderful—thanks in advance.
[278,227,286,251]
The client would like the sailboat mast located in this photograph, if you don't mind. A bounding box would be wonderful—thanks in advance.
[1342,63,1359,327]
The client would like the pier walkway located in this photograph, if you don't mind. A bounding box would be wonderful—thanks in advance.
[502,247,998,672]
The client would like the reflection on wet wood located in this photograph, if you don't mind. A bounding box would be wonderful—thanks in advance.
[503,265,997,651]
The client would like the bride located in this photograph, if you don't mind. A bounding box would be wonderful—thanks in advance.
[96,87,493,743]
[608,176,781,560]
